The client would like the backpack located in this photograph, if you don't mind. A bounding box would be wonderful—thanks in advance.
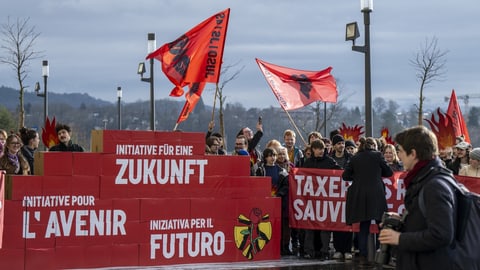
[419,169,480,270]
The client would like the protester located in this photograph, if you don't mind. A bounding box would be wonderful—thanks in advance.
[303,139,341,260]
[0,134,30,175]
[379,126,457,270]
[448,141,470,175]
[345,139,357,155]
[383,143,404,172]
[283,129,304,167]
[255,147,290,255]
[19,127,40,174]
[205,121,226,155]
[49,123,85,152]
[307,131,322,144]
[237,118,263,167]
[330,134,353,260]
[205,136,221,155]
[459,147,480,177]
[342,137,393,265]
[0,129,7,158]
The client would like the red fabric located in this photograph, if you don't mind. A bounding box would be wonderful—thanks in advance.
[447,89,470,143]
[403,160,430,188]
[176,82,206,124]
[146,9,230,97]
[256,58,338,111]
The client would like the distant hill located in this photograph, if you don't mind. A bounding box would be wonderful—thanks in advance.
[0,85,112,109]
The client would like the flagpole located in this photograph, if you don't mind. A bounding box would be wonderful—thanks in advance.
[211,83,219,122]
[173,123,179,131]
[283,109,307,146]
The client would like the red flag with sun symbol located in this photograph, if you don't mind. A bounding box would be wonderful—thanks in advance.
[425,108,457,150]
[338,123,364,142]
[42,117,59,149]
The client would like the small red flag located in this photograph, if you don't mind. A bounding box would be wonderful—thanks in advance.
[446,89,470,143]
[176,82,206,124]
[256,58,338,111]
[147,9,230,97]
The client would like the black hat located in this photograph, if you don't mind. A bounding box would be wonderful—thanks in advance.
[332,134,345,145]
[345,140,356,148]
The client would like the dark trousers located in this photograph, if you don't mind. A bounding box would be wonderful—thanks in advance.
[358,221,370,257]
[333,231,353,253]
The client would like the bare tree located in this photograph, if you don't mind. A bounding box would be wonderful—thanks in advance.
[0,17,42,128]
[214,61,244,151]
[410,36,448,125]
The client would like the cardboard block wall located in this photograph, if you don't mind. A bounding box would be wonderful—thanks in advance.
[0,130,281,269]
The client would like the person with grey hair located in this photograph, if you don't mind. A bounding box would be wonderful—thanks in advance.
[459,147,480,177]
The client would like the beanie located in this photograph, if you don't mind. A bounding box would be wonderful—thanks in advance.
[345,140,356,148]
[332,134,345,146]
[469,148,480,161]
[237,149,249,156]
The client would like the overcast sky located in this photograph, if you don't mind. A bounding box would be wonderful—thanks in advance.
[1,0,479,112]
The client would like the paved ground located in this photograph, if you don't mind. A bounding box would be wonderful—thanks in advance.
[79,255,393,270]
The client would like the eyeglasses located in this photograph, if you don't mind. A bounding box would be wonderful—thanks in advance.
[10,142,21,146]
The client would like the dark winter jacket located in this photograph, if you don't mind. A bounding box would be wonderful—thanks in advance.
[49,140,84,152]
[342,149,393,224]
[396,158,457,270]
[303,154,341,170]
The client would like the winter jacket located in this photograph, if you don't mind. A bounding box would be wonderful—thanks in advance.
[342,149,393,224]
[396,158,457,270]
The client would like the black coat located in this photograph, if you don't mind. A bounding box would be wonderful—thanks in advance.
[396,158,457,270]
[342,149,393,224]
[303,155,341,170]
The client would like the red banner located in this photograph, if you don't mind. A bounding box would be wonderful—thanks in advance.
[289,168,479,231]
[256,58,337,111]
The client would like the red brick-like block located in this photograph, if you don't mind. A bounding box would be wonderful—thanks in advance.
[111,244,139,267]
[42,175,72,195]
[71,175,101,198]
[73,152,103,176]
[0,248,25,270]
[34,151,73,176]
[25,248,56,270]
[55,245,86,269]
[8,175,43,201]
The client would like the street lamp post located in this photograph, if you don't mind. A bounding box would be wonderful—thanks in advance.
[137,33,156,131]
[35,60,49,125]
[345,0,373,137]
[117,86,122,130]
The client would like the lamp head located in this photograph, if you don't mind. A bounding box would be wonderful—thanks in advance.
[42,60,49,77]
[137,62,146,76]
[147,33,156,54]
[35,82,41,93]
[345,22,360,42]
[117,86,122,98]
[361,0,373,12]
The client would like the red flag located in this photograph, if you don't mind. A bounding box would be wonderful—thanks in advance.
[176,82,206,124]
[147,9,230,97]
[447,89,470,143]
[256,58,337,111]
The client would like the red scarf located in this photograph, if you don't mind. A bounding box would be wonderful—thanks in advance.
[403,160,431,188]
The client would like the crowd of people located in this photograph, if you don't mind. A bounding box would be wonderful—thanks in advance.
[1,120,477,269]
[0,123,84,175]
[204,121,478,269]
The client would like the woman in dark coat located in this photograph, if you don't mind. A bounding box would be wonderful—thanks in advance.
[342,137,393,262]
